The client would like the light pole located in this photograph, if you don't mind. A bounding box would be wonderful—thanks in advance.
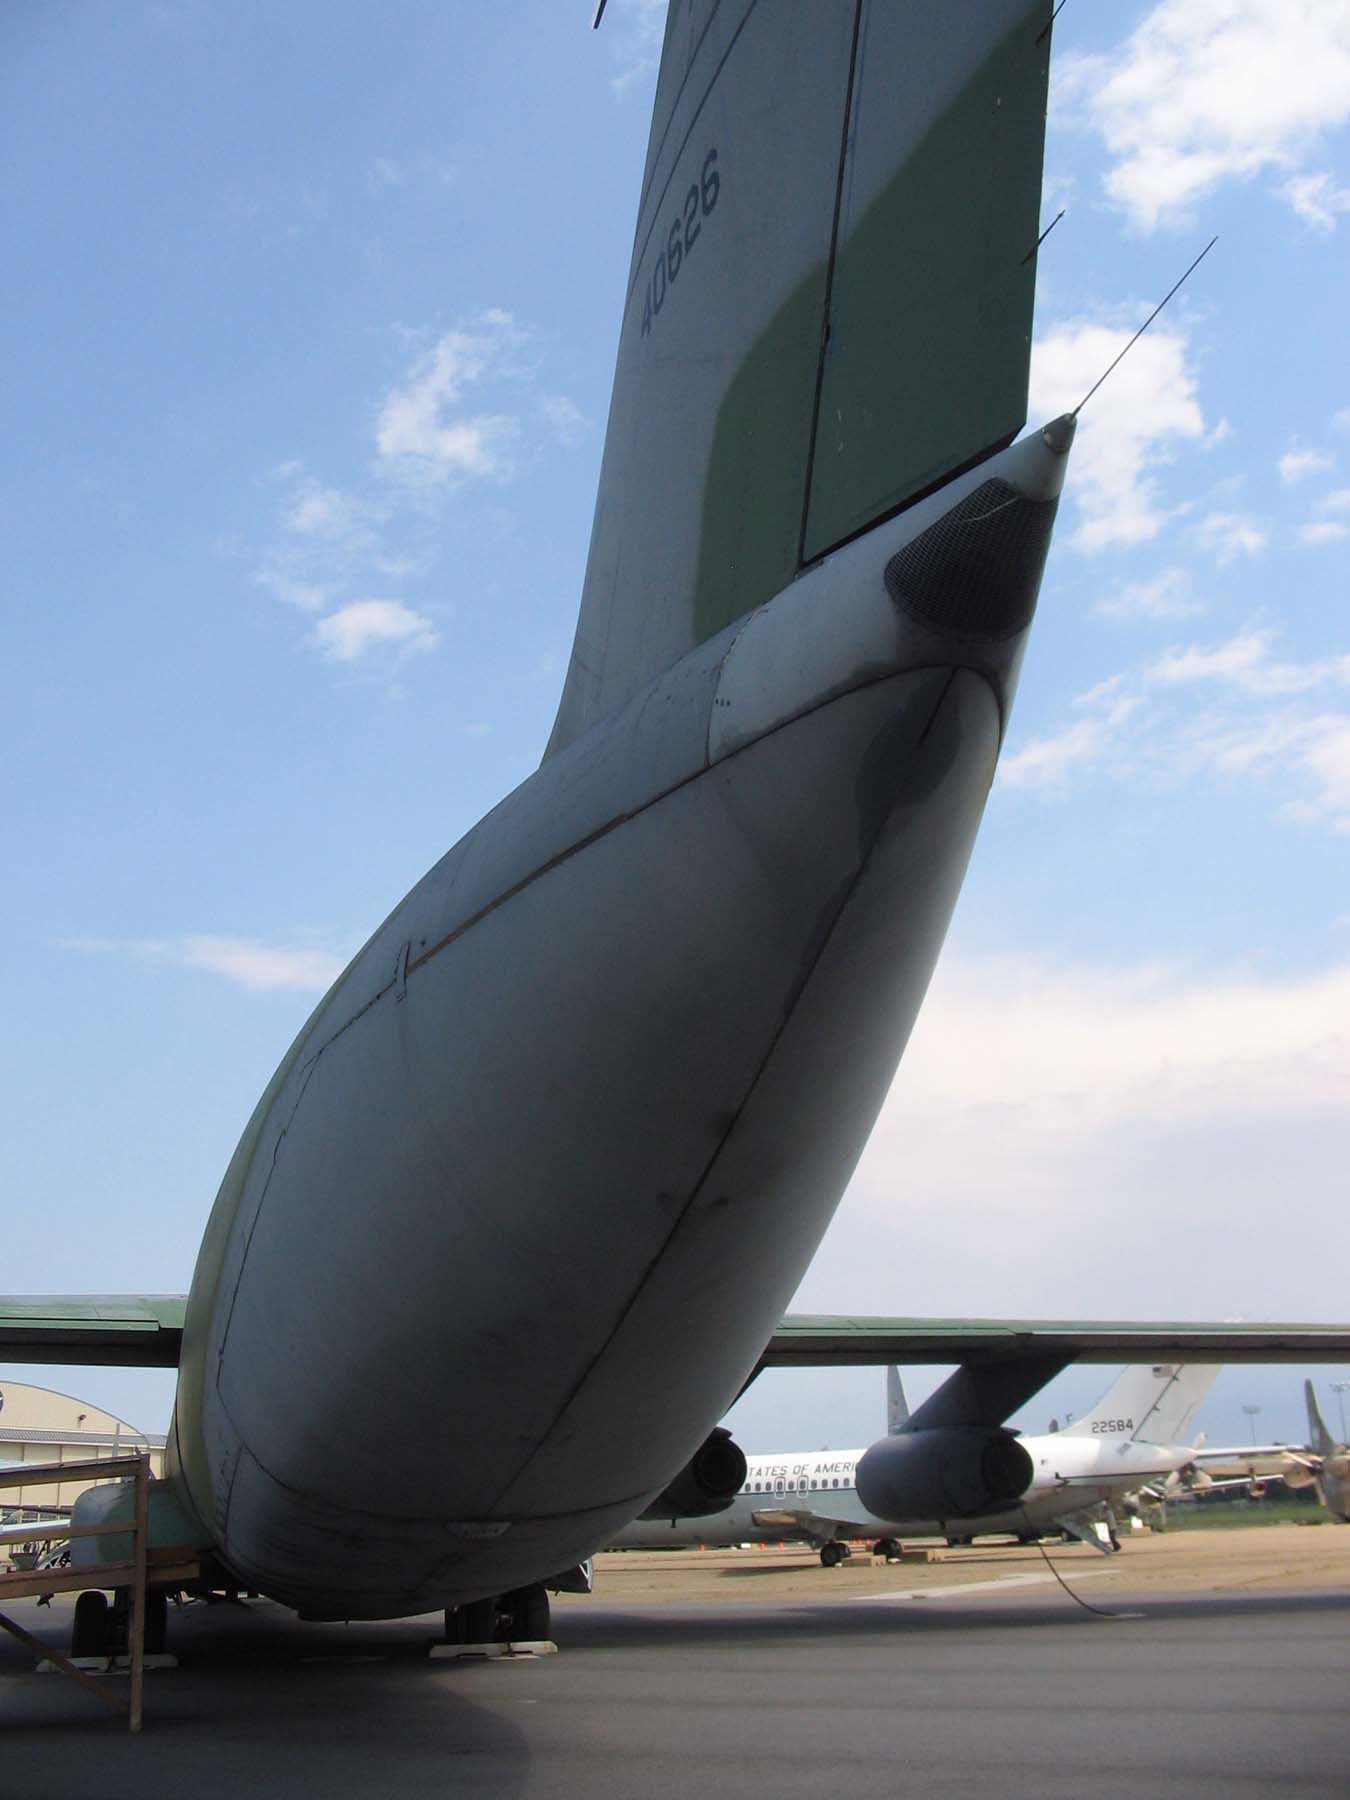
[1242,1404,1261,1445]
[1331,1382,1349,1444]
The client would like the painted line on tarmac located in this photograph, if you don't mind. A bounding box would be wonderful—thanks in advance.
[853,1570,1114,1604]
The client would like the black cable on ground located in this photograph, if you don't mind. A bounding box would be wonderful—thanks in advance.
[1020,1506,1145,1620]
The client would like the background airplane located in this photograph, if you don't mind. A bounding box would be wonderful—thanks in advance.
[615,1363,1219,1562]
[1279,1381,1350,1521]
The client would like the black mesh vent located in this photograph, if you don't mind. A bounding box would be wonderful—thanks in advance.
[883,479,1059,644]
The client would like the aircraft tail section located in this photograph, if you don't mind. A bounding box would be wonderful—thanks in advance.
[887,1366,909,1435]
[1061,1365,1220,1447]
[548,0,1052,755]
[1306,1379,1338,1457]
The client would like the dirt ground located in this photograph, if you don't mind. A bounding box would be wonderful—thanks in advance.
[560,1522,1350,1609]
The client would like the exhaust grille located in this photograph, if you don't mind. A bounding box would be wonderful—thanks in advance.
[883,479,1058,644]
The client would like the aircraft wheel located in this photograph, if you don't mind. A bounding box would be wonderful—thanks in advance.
[447,1597,497,1644]
[501,1583,550,1641]
[71,1590,110,1658]
[819,1540,843,1568]
[140,1589,169,1655]
[874,1537,899,1560]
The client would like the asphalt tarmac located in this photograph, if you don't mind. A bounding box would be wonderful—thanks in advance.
[2,1528,1347,1798]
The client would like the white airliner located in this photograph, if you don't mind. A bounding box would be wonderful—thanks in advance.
[615,1365,1219,1562]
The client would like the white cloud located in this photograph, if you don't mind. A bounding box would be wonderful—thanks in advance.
[1191,510,1266,563]
[1095,566,1204,621]
[1148,627,1350,696]
[537,393,587,449]
[1030,321,1205,551]
[1181,710,1350,831]
[313,598,439,663]
[1282,170,1350,233]
[1278,446,1334,485]
[889,953,1350,1134]
[605,0,666,95]
[998,684,1141,790]
[1057,0,1350,233]
[254,567,327,613]
[374,315,527,486]
[1299,486,1350,543]
[62,935,344,992]
[369,156,405,187]
[1001,630,1350,828]
[285,478,358,535]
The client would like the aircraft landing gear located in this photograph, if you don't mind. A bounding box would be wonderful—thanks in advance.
[818,1540,850,1568]
[69,1586,169,1658]
[71,1590,109,1657]
[873,1537,900,1561]
[444,1583,551,1645]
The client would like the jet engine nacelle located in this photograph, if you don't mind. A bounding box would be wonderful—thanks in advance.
[856,1427,1034,1522]
[639,1427,748,1521]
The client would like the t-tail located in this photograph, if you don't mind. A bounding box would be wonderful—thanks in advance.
[1060,1365,1220,1446]
[548,0,1054,755]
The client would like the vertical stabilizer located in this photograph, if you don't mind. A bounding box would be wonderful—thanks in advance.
[1306,1380,1337,1457]
[886,1366,909,1435]
[1061,1365,1220,1447]
[548,0,1052,755]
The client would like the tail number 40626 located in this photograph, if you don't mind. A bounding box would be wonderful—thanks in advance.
[641,149,720,339]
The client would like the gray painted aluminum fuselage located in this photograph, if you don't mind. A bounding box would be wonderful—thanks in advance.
[174,425,1071,1618]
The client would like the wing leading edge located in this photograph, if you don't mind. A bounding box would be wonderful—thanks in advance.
[0,1296,186,1367]
[4,1299,1349,1384]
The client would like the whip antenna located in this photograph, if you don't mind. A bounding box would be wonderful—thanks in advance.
[1075,236,1218,416]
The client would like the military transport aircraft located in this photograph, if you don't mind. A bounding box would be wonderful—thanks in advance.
[615,1364,1220,1561]
[4,3,1350,1658]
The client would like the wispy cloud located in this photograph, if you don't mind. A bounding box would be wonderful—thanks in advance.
[1298,486,1350,545]
[1001,628,1350,828]
[603,0,667,96]
[1030,320,1205,551]
[1190,510,1266,563]
[312,598,439,663]
[1094,566,1204,622]
[1282,170,1350,234]
[999,683,1141,790]
[1056,0,1350,233]
[243,310,585,666]
[1279,445,1333,485]
[374,312,527,487]
[62,934,346,992]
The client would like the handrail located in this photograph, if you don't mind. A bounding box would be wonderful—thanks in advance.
[0,1452,174,1730]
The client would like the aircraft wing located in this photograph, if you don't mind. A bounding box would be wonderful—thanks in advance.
[4,1300,1350,1381]
[753,1316,1350,1432]
[749,1507,858,1540]
[760,1316,1350,1369]
[0,1296,185,1367]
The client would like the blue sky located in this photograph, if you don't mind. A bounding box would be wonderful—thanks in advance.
[3,1,1348,1458]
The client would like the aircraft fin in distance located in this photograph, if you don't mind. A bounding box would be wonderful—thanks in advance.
[1306,1379,1338,1456]
[1059,1364,1220,1446]
[887,1365,910,1435]
[547,0,1053,755]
